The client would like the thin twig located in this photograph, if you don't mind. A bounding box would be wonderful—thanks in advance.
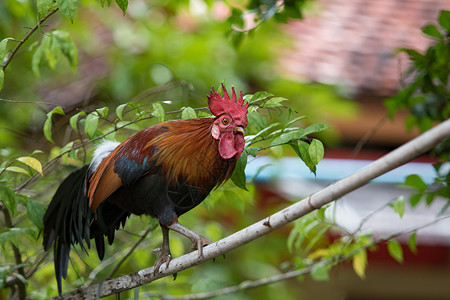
[2,8,59,71]
[352,114,388,157]
[0,97,64,107]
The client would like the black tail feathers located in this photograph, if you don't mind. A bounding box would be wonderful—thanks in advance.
[43,165,91,295]
[43,165,131,295]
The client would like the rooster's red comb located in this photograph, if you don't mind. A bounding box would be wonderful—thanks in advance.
[207,84,249,127]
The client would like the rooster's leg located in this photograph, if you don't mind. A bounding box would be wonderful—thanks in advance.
[153,225,172,274]
[168,222,213,257]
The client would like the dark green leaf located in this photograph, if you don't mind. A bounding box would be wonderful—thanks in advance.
[0,184,17,216]
[422,24,442,39]
[291,140,316,174]
[308,139,324,165]
[389,196,405,218]
[84,112,99,139]
[26,200,45,230]
[409,193,422,207]
[404,174,427,191]
[246,147,258,157]
[408,231,417,254]
[247,112,268,134]
[115,0,128,15]
[425,193,435,206]
[231,150,248,190]
[181,107,197,119]
[387,239,404,263]
[438,10,450,31]
[44,106,65,143]
[57,0,78,22]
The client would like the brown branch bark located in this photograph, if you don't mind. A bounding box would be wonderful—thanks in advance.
[53,119,450,299]
[1,8,59,71]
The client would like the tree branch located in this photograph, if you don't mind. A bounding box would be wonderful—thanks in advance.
[54,119,450,299]
[1,8,59,71]
[160,216,450,300]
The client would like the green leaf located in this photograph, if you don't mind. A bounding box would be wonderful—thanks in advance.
[52,30,78,72]
[404,174,427,191]
[59,141,74,154]
[32,36,48,77]
[389,196,405,218]
[409,193,422,207]
[16,157,43,176]
[44,106,65,143]
[311,263,330,281]
[302,123,330,136]
[246,147,258,157]
[26,200,45,230]
[408,231,417,254]
[0,38,13,62]
[0,69,3,92]
[45,34,61,69]
[96,106,109,118]
[37,0,53,18]
[0,228,34,250]
[308,139,324,165]
[269,129,303,147]
[231,150,248,190]
[438,10,450,31]
[115,0,128,15]
[181,107,197,119]
[2,166,29,175]
[291,140,316,174]
[84,112,99,139]
[70,111,86,131]
[353,249,367,279]
[387,239,404,263]
[422,24,442,39]
[425,193,434,206]
[261,97,287,108]
[116,103,134,120]
[57,0,78,22]
[0,185,17,215]
[246,91,274,103]
[284,116,307,128]
[152,103,165,123]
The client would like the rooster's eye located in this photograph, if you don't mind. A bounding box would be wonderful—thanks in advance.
[222,118,229,125]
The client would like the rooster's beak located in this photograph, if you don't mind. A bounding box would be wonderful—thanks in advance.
[234,126,245,135]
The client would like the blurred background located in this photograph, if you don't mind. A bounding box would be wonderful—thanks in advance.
[0,0,449,299]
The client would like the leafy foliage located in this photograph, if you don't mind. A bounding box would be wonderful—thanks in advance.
[384,10,449,211]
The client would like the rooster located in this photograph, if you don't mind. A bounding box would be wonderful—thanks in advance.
[43,85,249,295]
